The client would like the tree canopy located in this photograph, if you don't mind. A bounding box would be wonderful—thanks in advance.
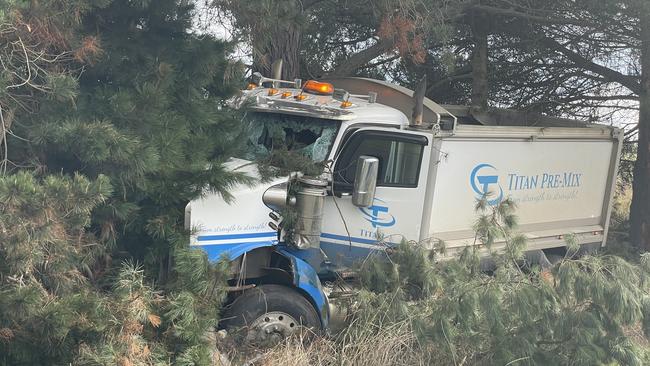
[214,0,650,251]
[0,0,242,363]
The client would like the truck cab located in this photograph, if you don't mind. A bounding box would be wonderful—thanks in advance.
[186,75,622,342]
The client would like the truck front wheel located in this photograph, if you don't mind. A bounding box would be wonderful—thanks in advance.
[221,284,321,345]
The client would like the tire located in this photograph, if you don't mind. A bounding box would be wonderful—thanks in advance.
[220,284,321,346]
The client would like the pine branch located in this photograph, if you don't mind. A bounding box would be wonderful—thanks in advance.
[539,36,642,94]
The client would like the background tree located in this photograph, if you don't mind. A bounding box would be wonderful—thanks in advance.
[7,0,248,279]
[212,0,453,79]
[212,0,648,250]
[0,0,109,173]
[0,0,243,363]
[450,0,649,250]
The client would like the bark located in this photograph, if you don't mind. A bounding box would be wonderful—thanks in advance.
[630,10,650,250]
[470,16,489,110]
[252,23,302,80]
[426,72,473,95]
[0,107,15,173]
[0,107,15,147]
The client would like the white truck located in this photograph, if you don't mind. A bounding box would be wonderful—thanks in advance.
[185,74,622,342]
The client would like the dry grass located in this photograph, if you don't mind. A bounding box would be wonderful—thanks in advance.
[218,317,436,366]
[625,324,650,349]
[249,322,429,366]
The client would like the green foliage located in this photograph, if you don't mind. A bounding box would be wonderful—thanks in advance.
[8,0,248,268]
[0,172,112,364]
[603,182,637,260]
[256,148,326,180]
[1,0,242,363]
[76,255,228,366]
[0,0,109,122]
[45,73,79,102]
[359,241,439,300]
[0,171,230,365]
[352,199,650,365]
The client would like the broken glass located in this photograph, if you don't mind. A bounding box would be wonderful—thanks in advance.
[243,112,340,163]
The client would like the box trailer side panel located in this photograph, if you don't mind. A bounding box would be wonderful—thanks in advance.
[428,130,619,249]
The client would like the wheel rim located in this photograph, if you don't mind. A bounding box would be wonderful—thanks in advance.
[246,311,300,344]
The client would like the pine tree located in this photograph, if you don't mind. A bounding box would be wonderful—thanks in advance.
[1,0,245,363]
[11,0,247,277]
[0,171,228,364]
[0,172,113,364]
[355,198,650,365]
[0,0,110,172]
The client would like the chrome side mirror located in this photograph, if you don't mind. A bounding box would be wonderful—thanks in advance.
[352,156,379,207]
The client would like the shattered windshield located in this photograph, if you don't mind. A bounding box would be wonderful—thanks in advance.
[244,112,340,163]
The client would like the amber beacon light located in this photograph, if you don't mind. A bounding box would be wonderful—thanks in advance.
[303,80,334,95]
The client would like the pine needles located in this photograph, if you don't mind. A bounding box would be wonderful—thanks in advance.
[354,199,650,365]
[238,198,650,366]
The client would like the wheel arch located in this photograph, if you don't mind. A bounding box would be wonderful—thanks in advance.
[226,245,329,329]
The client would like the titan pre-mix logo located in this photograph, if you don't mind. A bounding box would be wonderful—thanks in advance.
[359,197,396,228]
[470,163,583,205]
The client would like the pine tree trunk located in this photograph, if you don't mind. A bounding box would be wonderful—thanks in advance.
[0,107,15,173]
[470,19,489,110]
[253,23,302,80]
[630,10,650,250]
[0,107,14,143]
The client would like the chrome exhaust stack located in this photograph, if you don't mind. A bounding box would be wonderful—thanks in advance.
[262,174,327,250]
[411,76,427,128]
[292,176,327,249]
[271,59,283,80]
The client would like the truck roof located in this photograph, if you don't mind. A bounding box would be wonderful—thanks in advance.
[239,86,410,126]
[323,77,599,129]
[239,77,613,132]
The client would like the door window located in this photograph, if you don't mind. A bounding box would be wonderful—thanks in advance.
[333,131,427,189]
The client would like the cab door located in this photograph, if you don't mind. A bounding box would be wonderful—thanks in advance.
[320,127,431,264]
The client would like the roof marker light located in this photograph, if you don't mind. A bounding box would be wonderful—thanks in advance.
[340,100,353,108]
[304,80,334,95]
[246,83,257,90]
[281,91,292,98]
[294,93,307,101]
[268,88,279,96]
[333,89,349,101]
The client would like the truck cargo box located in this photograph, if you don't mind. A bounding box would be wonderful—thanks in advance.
[423,125,622,256]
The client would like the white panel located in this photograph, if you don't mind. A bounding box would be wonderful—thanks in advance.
[430,139,614,236]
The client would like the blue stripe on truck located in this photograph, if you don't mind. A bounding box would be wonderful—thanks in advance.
[197,231,277,241]
[320,232,396,245]
[194,241,277,261]
[197,231,395,246]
